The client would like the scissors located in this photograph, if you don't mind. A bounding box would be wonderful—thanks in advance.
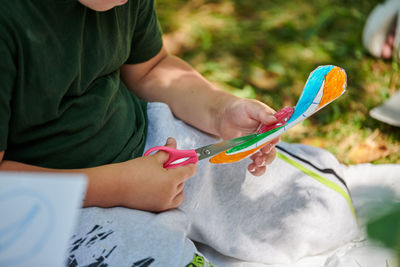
[144,107,294,169]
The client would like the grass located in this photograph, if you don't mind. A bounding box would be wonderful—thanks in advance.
[155,0,400,165]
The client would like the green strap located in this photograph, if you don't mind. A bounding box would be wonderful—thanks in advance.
[277,151,357,219]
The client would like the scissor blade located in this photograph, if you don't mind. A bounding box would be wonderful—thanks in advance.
[195,133,257,160]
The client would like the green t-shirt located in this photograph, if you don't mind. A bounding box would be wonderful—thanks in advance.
[0,0,162,168]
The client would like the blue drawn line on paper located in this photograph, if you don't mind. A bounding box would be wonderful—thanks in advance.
[0,203,40,250]
[287,65,334,125]
[0,188,55,266]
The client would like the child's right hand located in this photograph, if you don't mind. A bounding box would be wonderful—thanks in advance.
[0,138,196,212]
[116,138,197,212]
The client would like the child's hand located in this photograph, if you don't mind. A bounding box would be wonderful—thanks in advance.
[218,98,280,176]
[117,138,197,212]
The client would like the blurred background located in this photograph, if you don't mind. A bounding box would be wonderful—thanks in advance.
[155,0,400,165]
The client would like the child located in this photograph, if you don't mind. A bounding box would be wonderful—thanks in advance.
[0,0,278,211]
[0,0,358,265]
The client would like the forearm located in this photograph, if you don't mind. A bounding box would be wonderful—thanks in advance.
[0,159,123,208]
[0,147,197,212]
[121,50,239,136]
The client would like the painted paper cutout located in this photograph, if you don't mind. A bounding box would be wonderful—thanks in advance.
[210,65,347,164]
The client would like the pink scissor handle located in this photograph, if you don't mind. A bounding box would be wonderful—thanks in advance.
[144,146,199,169]
[258,107,294,133]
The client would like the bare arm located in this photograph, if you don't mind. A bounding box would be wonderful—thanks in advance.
[0,47,199,211]
[0,43,275,212]
[0,150,125,207]
[120,46,279,175]
[0,142,196,212]
[120,46,238,137]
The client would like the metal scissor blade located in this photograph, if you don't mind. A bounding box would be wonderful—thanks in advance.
[195,133,257,160]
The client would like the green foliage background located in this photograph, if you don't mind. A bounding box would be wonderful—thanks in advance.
[155,0,400,165]
[368,204,400,260]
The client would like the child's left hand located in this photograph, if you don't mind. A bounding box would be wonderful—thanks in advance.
[121,50,279,176]
[217,98,280,176]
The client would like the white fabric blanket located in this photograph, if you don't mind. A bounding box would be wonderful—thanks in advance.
[197,163,400,267]
[67,103,400,267]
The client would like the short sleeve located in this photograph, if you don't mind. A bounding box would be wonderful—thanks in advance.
[0,35,16,152]
[125,0,163,64]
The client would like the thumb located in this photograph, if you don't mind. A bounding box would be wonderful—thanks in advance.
[164,137,177,148]
[259,110,278,126]
[154,137,177,163]
[247,103,277,126]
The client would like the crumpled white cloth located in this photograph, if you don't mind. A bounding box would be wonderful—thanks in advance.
[68,102,363,266]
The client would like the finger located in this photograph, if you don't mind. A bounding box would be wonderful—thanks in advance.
[171,190,185,208]
[154,150,171,165]
[259,110,278,126]
[253,102,277,124]
[270,137,280,145]
[248,162,257,173]
[154,137,177,163]
[253,154,267,167]
[170,163,198,182]
[248,163,266,176]
[246,100,277,125]
[176,182,184,192]
[259,138,280,154]
[265,147,277,165]
[165,137,177,148]
[252,166,267,176]
[250,151,263,161]
[260,143,274,154]
[253,147,276,168]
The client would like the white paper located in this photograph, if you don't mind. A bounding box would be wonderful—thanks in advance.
[0,172,87,267]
